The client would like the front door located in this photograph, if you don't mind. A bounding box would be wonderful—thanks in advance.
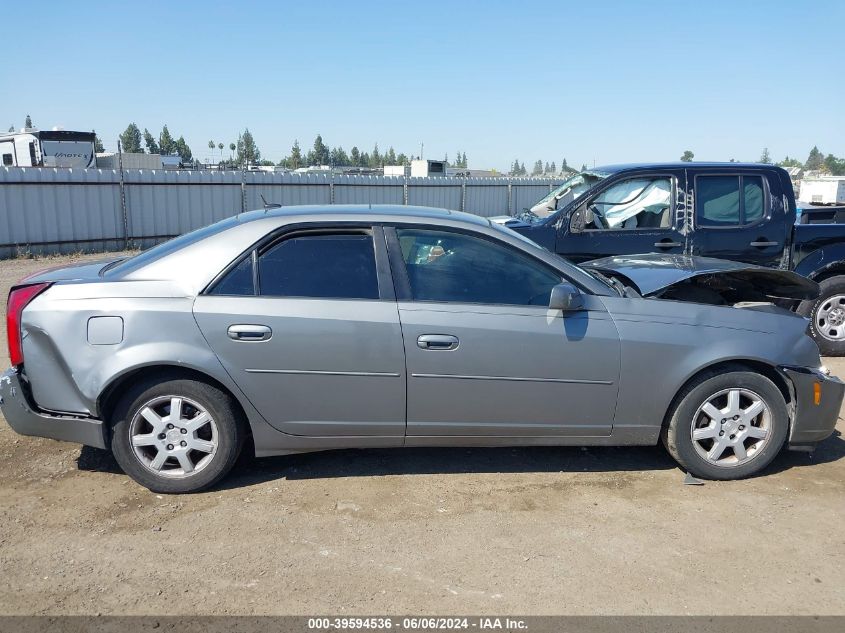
[558,171,687,263]
[388,227,621,437]
[193,227,406,438]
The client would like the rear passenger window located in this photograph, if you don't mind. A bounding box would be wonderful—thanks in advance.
[209,256,254,296]
[258,232,380,299]
[696,175,766,227]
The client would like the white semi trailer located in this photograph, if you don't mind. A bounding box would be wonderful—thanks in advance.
[0,129,97,168]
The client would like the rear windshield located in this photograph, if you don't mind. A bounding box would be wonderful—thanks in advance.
[103,215,241,277]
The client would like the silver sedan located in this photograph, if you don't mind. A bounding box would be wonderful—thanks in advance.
[1,206,841,492]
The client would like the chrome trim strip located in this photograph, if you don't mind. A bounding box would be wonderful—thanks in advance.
[245,369,401,377]
[410,373,613,385]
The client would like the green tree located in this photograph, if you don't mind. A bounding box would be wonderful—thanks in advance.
[143,129,159,154]
[823,154,845,176]
[174,136,192,162]
[25,114,32,129]
[680,150,694,162]
[386,146,397,165]
[93,131,105,153]
[159,125,176,155]
[532,160,543,176]
[805,146,824,171]
[370,143,381,168]
[119,123,142,153]
[330,146,349,166]
[759,147,771,164]
[7,125,14,132]
[229,142,236,159]
[350,146,360,167]
[306,134,329,166]
[236,128,261,165]
[550,161,556,173]
[778,156,803,168]
[396,153,408,166]
[288,140,302,168]
[561,158,569,171]
[208,140,215,156]
[217,142,223,158]
[580,164,587,172]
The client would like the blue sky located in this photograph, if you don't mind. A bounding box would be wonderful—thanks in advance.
[2,0,843,171]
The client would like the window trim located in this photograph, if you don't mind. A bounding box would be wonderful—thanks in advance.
[693,172,770,230]
[575,172,678,233]
[203,222,394,301]
[384,224,567,307]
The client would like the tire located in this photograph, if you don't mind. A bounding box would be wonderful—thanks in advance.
[110,376,244,493]
[661,368,788,480]
[797,275,845,356]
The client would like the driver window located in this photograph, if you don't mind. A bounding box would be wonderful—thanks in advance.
[585,177,672,230]
[396,228,562,306]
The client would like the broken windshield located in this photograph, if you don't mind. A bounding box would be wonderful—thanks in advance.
[521,171,608,223]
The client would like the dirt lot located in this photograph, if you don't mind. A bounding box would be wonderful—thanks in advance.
[0,253,842,616]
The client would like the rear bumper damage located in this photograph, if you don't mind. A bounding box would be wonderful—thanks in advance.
[781,366,844,449]
[0,368,107,449]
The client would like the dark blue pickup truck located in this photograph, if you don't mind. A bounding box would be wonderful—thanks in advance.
[499,163,845,355]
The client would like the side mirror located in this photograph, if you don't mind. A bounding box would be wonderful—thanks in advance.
[549,283,584,312]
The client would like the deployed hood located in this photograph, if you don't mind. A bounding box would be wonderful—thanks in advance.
[583,254,819,302]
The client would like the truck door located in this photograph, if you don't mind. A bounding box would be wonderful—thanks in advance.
[689,171,789,268]
[557,170,687,263]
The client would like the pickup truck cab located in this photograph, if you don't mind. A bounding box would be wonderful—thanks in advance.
[500,163,845,355]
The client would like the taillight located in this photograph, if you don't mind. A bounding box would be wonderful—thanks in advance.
[6,282,50,367]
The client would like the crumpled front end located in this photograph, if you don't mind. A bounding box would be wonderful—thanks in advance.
[780,366,844,448]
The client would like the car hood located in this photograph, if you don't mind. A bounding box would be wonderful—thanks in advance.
[582,254,819,300]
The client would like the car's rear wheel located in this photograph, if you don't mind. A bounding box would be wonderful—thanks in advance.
[798,275,845,356]
[111,377,244,493]
[662,369,788,480]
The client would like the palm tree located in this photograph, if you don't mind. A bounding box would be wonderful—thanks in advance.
[218,142,224,161]
[208,140,215,163]
[229,142,236,160]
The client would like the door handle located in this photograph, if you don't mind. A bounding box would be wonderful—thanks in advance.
[654,240,682,248]
[750,240,779,247]
[417,334,459,350]
[227,324,272,341]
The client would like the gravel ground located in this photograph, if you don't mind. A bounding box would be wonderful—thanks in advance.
[0,253,842,615]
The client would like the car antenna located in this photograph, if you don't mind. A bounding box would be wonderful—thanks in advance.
[260,194,282,212]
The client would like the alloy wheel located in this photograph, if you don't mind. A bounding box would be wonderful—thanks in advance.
[690,388,771,468]
[129,395,218,478]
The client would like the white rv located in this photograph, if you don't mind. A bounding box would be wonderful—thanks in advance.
[799,176,845,205]
[0,129,97,168]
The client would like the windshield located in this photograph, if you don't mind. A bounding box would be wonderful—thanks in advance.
[524,171,608,223]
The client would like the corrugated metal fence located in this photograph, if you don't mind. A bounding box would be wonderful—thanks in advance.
[0,167,561,258]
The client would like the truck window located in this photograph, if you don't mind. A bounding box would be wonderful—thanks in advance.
[585,177,672,230]
[697,175,765,226]
[2,154,12,166]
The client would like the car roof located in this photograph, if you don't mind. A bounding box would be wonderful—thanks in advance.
[234,204,494,228]
[593,162,785,174]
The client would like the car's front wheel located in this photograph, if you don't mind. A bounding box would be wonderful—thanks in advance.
[111,376,244,493]
[662,369,788,480]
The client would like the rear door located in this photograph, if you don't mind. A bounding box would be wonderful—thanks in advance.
[689,170,789,267]
[388,226,621,438]
[193,225,407,438]
[558,170,687,263]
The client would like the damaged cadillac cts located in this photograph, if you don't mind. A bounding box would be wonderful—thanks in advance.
[1,205,842,493]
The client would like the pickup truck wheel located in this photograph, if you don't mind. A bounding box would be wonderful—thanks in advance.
[110,377,244,493]
[798,276,845,356]
[662,369,788,480]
